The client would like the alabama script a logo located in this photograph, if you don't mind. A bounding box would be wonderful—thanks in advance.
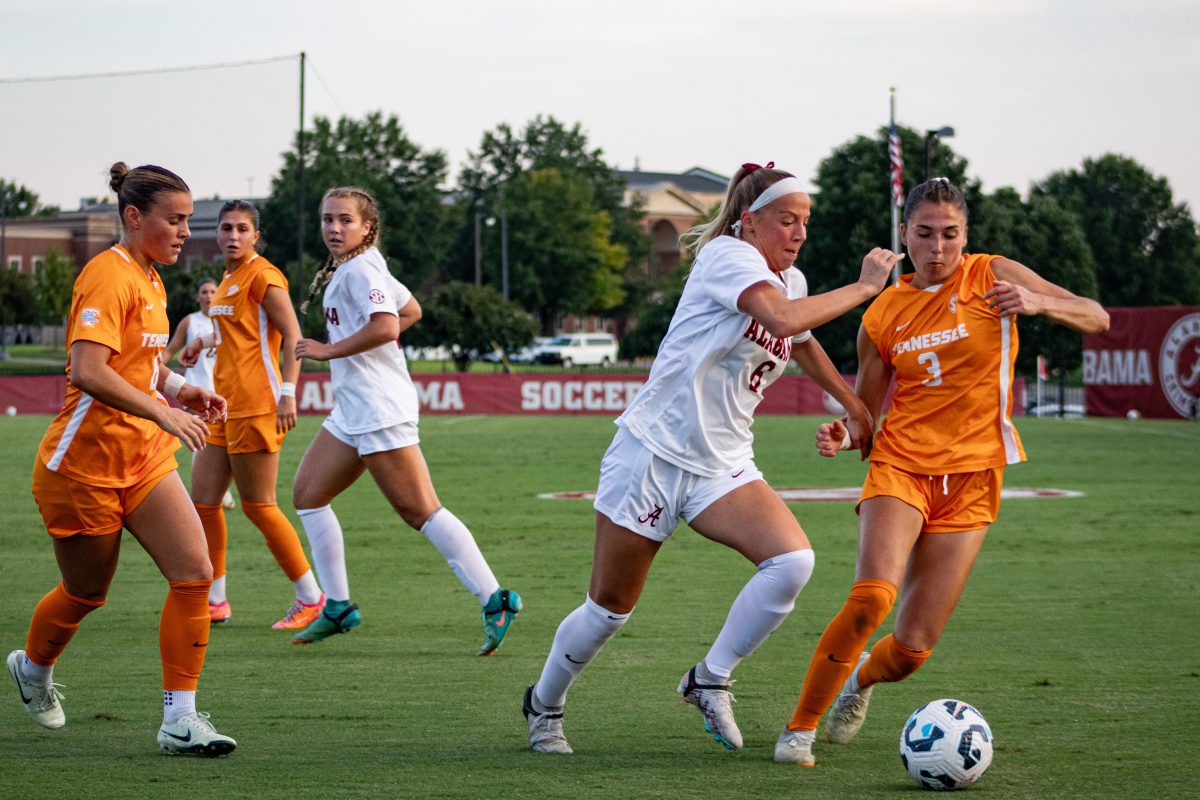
[637,505,664,527]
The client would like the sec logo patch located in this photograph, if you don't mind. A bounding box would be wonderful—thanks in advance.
[368,289,385,305]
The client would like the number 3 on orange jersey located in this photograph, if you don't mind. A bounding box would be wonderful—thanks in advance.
[918,352,942,387]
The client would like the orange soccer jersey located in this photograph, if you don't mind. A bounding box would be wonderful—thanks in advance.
[209,254,288,418]
[862,253,1026,474]
[36,246,179,487]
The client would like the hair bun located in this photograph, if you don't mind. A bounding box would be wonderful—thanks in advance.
[108,162,130,194]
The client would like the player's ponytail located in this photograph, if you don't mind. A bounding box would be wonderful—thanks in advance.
[680,162,796,256]
[109,162,190,222]
[301,187,381,314]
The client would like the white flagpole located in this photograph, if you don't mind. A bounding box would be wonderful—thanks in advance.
[890,87,902,284]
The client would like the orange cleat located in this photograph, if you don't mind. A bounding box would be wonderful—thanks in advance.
[209,600,232,625]
[272,594,325,630]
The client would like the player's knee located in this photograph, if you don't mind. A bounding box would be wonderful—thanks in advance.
[583,595,632,634]
[62,582,108,608]
[756,548,816,613]
[847,579,898,633]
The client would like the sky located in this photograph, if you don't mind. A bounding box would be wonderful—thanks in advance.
[2,0,1198,218]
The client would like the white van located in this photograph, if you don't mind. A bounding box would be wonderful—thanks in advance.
[535,333,619,367]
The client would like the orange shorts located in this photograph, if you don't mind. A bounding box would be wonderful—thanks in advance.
[857,461,1003,534]
[32,454,178,538]
[205,411,285,454]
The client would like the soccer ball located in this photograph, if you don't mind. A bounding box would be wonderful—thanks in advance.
[899,699,993,790]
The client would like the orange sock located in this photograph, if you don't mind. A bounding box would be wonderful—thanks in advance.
[787,579,897,731]
[160,579,211,691]
[858,634,930,689]
[25,583,105,666]
[194,503,228,580]
[241,501,311,582]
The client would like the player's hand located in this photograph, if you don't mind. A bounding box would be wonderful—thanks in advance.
[276,395,297,434]
[295,338,334,362]
[158,406,210,451]
[984,280,1044,318]
[858,248,905,293]
[179,338,203,368]
[816,419,850,458]
[844,410,875,461]
[177,384,227,424]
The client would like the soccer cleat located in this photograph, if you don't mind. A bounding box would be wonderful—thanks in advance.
[208,600,232,625]
[676,666,742,750]
[774,727,817,766]
[272,594,326,630]
[291,600,361,644]
[7,649,65,730]
[826,651,874,744]
[157,711,237,757]
[523,685,573,754]
[479,588,523,656]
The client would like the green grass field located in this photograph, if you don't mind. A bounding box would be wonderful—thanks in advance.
[0,413,1196,799]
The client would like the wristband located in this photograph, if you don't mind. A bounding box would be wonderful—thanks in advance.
[164,371,186,398]
[279,382,296,398]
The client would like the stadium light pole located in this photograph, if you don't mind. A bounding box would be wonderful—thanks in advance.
[925,126,955,180]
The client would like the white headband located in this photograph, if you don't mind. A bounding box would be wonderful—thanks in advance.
[732,176,808,236]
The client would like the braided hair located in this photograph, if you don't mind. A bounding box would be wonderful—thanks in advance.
[301,187,381,313]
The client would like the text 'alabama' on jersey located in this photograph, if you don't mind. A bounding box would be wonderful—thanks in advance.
[37,246,179,488]
[209,254,287,418]
[861,253,1026,473]
[618,236,812,477]
[322,247,419,434]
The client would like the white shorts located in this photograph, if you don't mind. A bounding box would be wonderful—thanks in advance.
[593,426,764,542]
[322,417,420,456]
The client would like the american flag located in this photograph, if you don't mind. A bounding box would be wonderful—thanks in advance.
[889,124,904,207]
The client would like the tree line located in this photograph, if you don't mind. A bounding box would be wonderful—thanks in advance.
[3,116,1199,375]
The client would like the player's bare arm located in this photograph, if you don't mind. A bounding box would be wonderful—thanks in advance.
[738,248,901,338]
[296,311,400,362]
[70,340,209,451]
[987,258,1110,333]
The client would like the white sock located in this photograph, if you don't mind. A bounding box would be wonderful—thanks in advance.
[703,549,815,680]
[292,570,322,605]
[209,575,227,604]
[420,507,499,605]
[535,595,631,709]
[297,505,350,602]
[21,654,52,686]
[163,689,196,724]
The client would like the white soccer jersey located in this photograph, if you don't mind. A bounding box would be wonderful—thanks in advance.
[183,310,217,391]
[618,235,812,477]
[321,247,419,434]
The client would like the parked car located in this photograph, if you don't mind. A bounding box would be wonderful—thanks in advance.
[509,336,555,364]
[535,333,618,367]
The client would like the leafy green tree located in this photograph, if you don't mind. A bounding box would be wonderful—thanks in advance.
[499,168,628,331]
[801,126,980,370]
[619,273,684,360]
[262,112,452,307]
[404,282,537,371]
[971,189,1099,374]
[0,268,38,359]
[34,249,76,326]
[161,261,225,332]
[455,116,648,329]
[1033,154,1200,306]
[0,179,58,218]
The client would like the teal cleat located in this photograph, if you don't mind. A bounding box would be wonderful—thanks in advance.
[479,588,522,656]
[291,600,361,645]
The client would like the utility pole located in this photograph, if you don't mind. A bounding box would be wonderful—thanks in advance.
[295,51,306,304]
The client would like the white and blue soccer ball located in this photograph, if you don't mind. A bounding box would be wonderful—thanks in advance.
[899,699,994,791]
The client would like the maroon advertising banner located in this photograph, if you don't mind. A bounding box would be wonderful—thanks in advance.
[1083,306,1200,419]
[0,371,1026,418]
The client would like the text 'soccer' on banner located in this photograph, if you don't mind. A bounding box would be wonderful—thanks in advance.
[1083,306,1200,419]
